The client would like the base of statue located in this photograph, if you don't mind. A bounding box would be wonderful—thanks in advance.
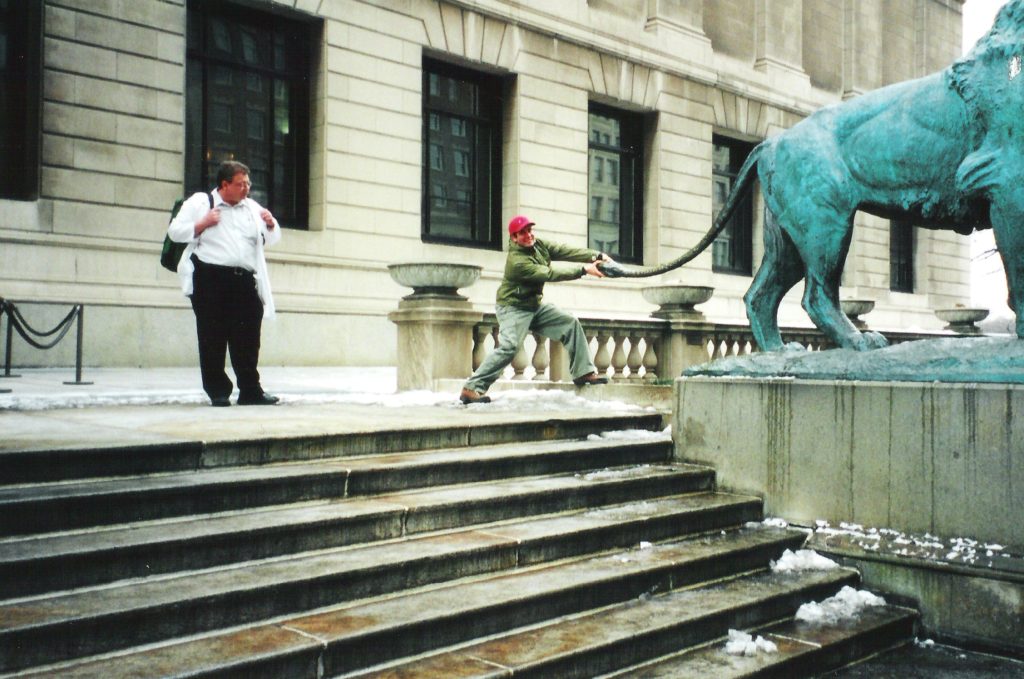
[674,337,1024,547]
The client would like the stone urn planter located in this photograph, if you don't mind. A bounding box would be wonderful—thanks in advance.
[388,262,482,300]
[935,307,989,335]
[387,263,485,391]
[642,285,713,321]
[840,299,874,327]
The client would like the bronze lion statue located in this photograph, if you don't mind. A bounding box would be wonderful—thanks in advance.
[609,1,1023,350]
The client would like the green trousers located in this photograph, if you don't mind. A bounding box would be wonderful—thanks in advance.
[463,303,596,393]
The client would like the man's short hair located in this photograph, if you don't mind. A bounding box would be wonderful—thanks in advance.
[216,160,251,187]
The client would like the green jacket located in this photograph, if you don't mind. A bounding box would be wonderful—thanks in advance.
[496,238,600,309]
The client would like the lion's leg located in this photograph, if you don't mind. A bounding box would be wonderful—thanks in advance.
[989,195,1024,338]
[744,207,804,351]
[795,214,888,351]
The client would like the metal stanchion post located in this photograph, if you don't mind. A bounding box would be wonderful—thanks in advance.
[64,305,93,386]
[0,304,10,392]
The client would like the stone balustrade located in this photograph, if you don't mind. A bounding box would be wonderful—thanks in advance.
[469,318,957,385]
[388,264,976,390]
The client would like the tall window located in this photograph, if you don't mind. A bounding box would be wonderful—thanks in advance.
[890,220,915,292]
[186,0,318,228]
[588,104,643,263]
[712,135,755,275]
[422,58,503,248]
[0,0,41,200]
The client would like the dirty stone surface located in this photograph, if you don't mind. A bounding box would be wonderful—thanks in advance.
[819,642,1024,678]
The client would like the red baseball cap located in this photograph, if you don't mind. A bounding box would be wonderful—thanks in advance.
[508,215,535,235]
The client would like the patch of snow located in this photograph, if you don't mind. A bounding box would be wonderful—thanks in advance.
[724,629,778,656]
[586,428,671,442]
[795,586,886,625]
[916,638,936,649]
[0,366,651,413]
[584,501,659,520]
[771,549,839,573]
[639,541,653,550]
[763,517,789,528]
[576,465,657,481]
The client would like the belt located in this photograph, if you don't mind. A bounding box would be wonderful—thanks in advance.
[192,255,254,277]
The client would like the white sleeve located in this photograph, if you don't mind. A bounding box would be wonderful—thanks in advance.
[248,199,282,247]
[167,192,211,243]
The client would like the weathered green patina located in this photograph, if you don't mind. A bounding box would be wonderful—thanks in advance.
[611,1,1024,351]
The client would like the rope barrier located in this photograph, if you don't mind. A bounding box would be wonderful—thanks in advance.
[0,299,92,385]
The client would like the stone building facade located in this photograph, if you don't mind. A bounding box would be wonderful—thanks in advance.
[0,0,969,368]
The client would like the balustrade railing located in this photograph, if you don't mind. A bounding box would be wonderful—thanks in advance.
[387,263,976,391]
[471,314,954,384]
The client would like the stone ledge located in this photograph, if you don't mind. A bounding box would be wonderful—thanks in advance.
[808,531,1024,659]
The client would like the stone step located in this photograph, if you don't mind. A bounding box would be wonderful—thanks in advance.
[14,527,808,678]
[345,568,862,678]
[0,481,740,598]
[602,604,917,678]
[0,412,665,483]
[0,437,673,536]
[0,472,727,673]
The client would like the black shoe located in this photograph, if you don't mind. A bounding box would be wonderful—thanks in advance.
[237,392,280,406]
[459,388,491,404]
[210,397,231,407]
[573,372,609,386]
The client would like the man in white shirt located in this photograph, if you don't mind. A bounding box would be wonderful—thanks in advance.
[167,161,282,406]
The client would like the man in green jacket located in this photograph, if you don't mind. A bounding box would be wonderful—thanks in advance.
[460,215,611,404]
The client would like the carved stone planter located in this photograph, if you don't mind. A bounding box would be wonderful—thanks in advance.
[642,285,714,321]
[841,299,874,327]
[388,262,482,300]
[935,307,989,335]
[388,263,484,390]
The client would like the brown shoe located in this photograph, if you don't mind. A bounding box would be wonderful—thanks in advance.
[459,388,491,404]
[573,372,609,386]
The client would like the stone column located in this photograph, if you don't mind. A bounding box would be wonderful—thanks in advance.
[387,263,483,391]
[644,0,713,62]
[842,0,883,99]
[643,284,715,378]
[753,0,811,91]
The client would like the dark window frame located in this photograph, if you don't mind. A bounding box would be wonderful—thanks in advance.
[890,220,915,292]
[0,0,42,200]
[421,57,504,250]
[711,134,755,276]
[587,103,644,264]
[185,0,319,229]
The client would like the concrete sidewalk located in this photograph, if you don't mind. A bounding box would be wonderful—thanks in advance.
[0,366,659,453]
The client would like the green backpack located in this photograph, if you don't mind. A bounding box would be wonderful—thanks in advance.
[160,192,213,272]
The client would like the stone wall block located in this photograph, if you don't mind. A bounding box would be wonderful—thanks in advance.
[115,115,181,153]
[116,53,182,92]
[42,167,117,203]
[43,102,117,142]
[44,37,116,79]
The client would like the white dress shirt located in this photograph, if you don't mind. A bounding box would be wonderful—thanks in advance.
[167,190,282,319]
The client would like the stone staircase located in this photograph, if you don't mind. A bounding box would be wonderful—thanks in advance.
[0,412,916,677]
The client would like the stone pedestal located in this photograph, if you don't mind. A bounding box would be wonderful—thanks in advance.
[388,295,483,391]
[643,284,714,378]
[673,376,1024,547]
[387,263,483,391]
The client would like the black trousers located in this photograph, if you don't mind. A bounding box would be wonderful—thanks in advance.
[189,256,264,400]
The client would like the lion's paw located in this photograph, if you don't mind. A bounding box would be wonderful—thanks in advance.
[848,331,889,351]
[863,331,889,349]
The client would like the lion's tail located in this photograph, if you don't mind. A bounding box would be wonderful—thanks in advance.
[603,142,764,279]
